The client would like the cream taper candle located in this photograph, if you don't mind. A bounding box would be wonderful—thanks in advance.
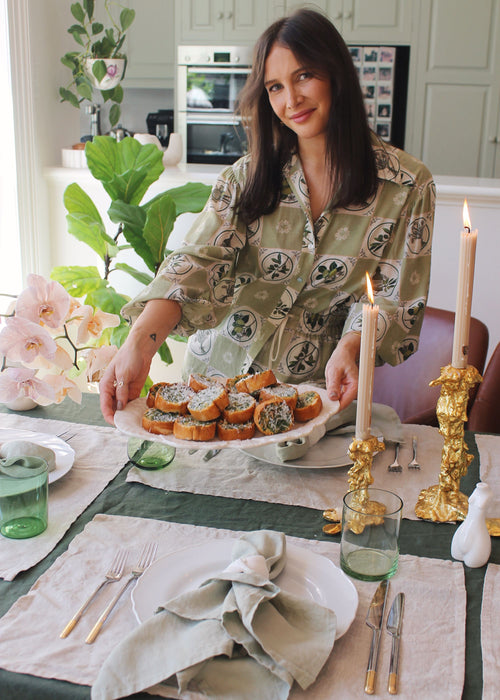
[355,273,379,440]
[452,200,478,369]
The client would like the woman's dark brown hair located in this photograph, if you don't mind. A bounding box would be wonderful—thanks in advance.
[236,8,377,224]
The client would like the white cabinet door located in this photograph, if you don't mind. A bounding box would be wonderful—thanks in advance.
[285,0,412,43]
[410,0,500,177]
[123,0,175,88]
[178,0,274,44]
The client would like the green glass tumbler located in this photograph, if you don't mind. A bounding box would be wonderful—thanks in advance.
[0,456,48,539]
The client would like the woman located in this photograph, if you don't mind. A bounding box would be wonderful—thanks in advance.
[100,8,435,425]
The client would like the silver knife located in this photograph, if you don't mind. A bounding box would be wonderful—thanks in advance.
[364,579,390,694]
[386,592,405,694]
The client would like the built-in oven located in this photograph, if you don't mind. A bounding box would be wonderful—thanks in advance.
[176,45,252,165]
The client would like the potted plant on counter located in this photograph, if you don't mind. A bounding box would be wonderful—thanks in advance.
[59,0,135,127]
[50,135,211,392]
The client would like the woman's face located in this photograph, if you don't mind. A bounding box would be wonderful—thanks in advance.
[264,43,332,147]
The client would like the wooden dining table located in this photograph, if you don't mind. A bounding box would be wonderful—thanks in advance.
[0,393,496,700]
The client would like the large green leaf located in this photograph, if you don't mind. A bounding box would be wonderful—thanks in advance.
[145,182,211,217]
[84,136,164,205]
[143,194,176,265]
[71,3,85,22]
[59,87,81,108]
[50,266,105,297]
[108,200,156,271]
[120,8,135,31]
[113,263,154,286]
[85,285,129,314]
[64,183,108,259]
[109,323,130,348]
[157,341,173,366]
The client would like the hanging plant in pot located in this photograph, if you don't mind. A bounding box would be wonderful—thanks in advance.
[59,0,135,127]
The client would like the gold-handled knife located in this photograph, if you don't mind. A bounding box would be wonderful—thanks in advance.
[364,579,390,694]
[386,592,405,694]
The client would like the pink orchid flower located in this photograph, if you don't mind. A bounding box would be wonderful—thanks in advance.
[0,367,56,406]
[107,64,118,77]
[0,316,57,364]
[43,373,82,404]
[76,305,120,345]
[15,273,71,329]
[82,345,119,382]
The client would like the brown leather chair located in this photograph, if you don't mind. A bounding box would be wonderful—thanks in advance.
[467,342,500,433]
[372,307,489,425]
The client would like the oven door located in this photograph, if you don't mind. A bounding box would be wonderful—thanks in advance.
[182,65,250,112]
[185,113,247,164]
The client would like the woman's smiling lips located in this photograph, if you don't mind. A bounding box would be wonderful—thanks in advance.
[290,108,316,123]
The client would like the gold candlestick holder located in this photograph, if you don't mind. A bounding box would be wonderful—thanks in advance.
[415,363,482,522]
[347,435,386,531]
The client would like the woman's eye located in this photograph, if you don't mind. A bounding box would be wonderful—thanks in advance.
[268,83,282,93]
[298,71,312,81]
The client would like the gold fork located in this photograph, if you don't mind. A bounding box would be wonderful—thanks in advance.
[85,542,158,644]
[60,548,128,638]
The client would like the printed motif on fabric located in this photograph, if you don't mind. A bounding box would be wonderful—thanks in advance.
[259,249,297,282]
[309,255,356,289]
[225,308,260,346]
[406,216,432,256]
[372,262,401,299]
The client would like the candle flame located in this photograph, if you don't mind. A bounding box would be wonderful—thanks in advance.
[463,199,471,231]
[365,272,374,305]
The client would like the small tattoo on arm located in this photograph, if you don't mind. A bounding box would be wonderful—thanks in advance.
[150,333,157,343]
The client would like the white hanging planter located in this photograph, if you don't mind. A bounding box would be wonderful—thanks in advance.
[83,57,126,90]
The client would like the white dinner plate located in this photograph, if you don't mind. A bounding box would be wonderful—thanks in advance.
[115,383,340,450]
[240,424,383,470]
[0,428,75,484]
[132,539,358,639]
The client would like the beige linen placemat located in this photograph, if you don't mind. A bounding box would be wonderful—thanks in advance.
[0,513,465,699]
[481,563,500,700]
[475,434,500,515]
[127,424,444,520]
[0,413,127,580]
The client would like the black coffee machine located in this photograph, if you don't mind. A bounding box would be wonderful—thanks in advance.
[146,110,174,147]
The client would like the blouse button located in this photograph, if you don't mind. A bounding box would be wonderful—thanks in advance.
[297,277,303,283]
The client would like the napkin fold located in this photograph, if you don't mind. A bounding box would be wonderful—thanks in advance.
[91,531,337,700]
[275,401,403,462]
[0,454,48,478]
[0,439,56,471]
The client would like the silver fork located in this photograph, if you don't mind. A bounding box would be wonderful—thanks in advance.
[408,435,420,470]
[85,542,158,644]
[388,443,402,472]
[60,548,128,638]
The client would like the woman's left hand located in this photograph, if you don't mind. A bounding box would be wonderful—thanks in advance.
[324,332,361,410]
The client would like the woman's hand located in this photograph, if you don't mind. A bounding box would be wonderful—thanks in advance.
[99,299,182,425]
[324,332,361,410]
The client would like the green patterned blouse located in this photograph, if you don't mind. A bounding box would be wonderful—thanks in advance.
[123,136,435,385]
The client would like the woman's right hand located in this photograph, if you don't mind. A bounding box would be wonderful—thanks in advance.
[99,341,153,425]
[99,298,182,425]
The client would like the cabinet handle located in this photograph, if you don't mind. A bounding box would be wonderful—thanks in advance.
[226,11,233,19]
[489,136,499,144]
[343,11,352,19]
[217,11,223,20]
[334,12,342,20]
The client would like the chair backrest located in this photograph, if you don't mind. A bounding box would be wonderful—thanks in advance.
[372,307,489,425]
[467,342,500,433]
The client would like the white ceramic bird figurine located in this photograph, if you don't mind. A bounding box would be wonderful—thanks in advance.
[451,482,492,568]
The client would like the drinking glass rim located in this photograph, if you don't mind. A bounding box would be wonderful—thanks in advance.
[343,487,403,516]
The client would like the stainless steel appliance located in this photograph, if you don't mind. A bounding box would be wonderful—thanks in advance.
[176,45,252,164]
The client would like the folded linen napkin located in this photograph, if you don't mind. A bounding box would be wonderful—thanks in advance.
[91,530,337,700]
[275,401,403,462]
[0,440,56,471]
[0,454,48,477]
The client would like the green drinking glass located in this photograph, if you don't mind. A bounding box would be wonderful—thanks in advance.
[0,456,48,539]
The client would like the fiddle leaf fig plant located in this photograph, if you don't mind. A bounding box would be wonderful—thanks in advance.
[51,135,211,378]
[59,0,136,126]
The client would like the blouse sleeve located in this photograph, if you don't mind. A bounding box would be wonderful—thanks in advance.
[121,166,247,336]
[342,167,435,366]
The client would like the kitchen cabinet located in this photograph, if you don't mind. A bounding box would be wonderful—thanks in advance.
[176,0,277,44]
[122,0,176,88]
[285,0,413,43]
[407,0,500,177]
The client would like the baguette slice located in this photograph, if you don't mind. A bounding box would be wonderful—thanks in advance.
[155,382,196,414]
[187,384,229,421]
[225,373,251,391]
[235,369,276,394]
[294,390,323,422]
[217,418,256,441]
[188,373,221,393]
[254,397,294,435]
[146,382,167,408]
[259,383,298,410]
[142,408,177,434]
[173,415,217,441]
[222,392,256,424]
